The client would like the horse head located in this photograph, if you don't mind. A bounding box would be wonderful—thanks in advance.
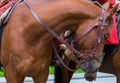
[59,1,119,82]
[74,2,118,81]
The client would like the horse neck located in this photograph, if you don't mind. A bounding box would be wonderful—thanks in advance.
[31,0,101,33]
[9,0,101,45]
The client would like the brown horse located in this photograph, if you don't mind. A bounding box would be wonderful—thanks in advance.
[0,0,117,83]
[54,1,119,83]
[98,45,120,83]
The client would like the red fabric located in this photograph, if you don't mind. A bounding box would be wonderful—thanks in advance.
[54,36,67,46]
[0,0,18,16]
[97,0,115,6]
[97,0,119,44]
[105,15,119,44]
[54,38,62,45]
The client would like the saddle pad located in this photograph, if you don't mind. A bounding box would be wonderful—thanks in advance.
[0,0,17,16]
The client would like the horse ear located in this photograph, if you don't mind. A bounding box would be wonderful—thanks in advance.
[102,1,110,10]
[106,4,119,21]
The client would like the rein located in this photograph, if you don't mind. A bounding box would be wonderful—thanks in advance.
[52,41,75,71]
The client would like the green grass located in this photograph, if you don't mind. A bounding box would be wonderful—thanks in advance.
[49,66,55,74]
[0,67,83,77]
[49,66,83,74]
[75,69,83,73]
[0,70,4,77]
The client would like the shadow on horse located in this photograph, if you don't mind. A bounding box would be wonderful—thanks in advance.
[54,1,120,83]
[0,0,117,83]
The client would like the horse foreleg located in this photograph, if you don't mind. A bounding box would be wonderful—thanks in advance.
[61,66,70,83]
[112,47,120,83]
[54,66,62,83]
[4,65,25,83]
[59,57,71,83]
[32,67,49,83]
[116,75,120,83]
[112,68,120,83]
[54,58,70,83]
[68,60,76,81]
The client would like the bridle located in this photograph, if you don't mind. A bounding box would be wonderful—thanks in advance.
[71,1,108,59]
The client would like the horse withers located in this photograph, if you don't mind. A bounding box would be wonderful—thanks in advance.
[0,0,117,83]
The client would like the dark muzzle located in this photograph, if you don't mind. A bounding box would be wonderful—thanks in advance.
[80,59,101,81]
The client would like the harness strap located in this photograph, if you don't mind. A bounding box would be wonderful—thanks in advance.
[52,41,75,72]
[71,23,99,45]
